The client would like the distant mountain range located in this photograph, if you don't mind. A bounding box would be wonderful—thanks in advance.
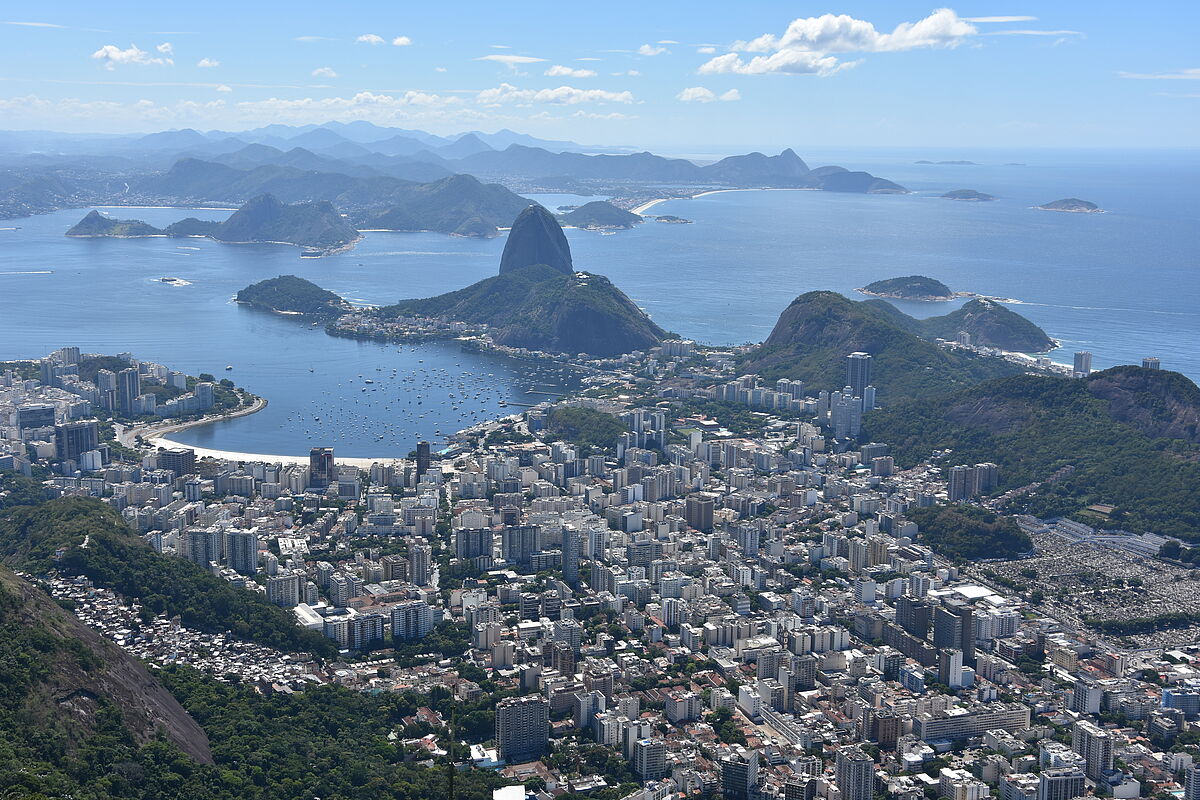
[0,120,915,225]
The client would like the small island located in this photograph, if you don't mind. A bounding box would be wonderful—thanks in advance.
[65,194,361,254]
[1037,198,1102,213]
[654,215,692,224]
[942,189,995,202]
[915,160,978,166]
[559,201,642,230]
[858,275,955,301]
[66,211,164,238]
[236,275,350,317]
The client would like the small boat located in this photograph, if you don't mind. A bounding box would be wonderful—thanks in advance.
[225,365,233,370]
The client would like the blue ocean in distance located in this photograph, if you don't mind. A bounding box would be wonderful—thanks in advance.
[0,147,1195,457]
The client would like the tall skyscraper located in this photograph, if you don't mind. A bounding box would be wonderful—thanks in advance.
[495,695,549,764]
[225,529,258,575]
[408,542,432,586]
[502,524,541,568]
[157,447,196,477]
[1073,351,1093,377]
[846,352,872,397]
[1071,719,1114,780]
[309,447,335,489]
[1038,768,1086,800]
[835,746,875,800]
[719,748,761,800]
[685,494,715,532]
[54,420,99,463]
[1184,763,1200,800]
[415,440,431,481]
[116,367,140,415]
[561,526,581,587]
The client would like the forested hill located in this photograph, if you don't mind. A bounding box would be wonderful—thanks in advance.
[740,291,1023,398]
[864,366,1200,538]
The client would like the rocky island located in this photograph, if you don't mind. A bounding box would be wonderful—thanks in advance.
[236,275,350,317]
[1037,198,1102,213]
[66,211,165,238]
[858,275,955,301]
[654,215,692,224]
[942,189,995,201]
[559,201,642,230]
[65,194,360,255]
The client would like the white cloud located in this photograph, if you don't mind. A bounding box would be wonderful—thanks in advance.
[577,57,602,62]
[391,36,412,46]
[156,42,173,56]
[678,86,716,102]
[697,46,716,54]
[356,33,386,45]
[699,8,976,76]
[215,84,232,92]
[677,86,741,102]
[197,57,219,68]
[476,82,633,105]
[490,44,510,49]
[637,44,667,56]
[294,35,334,42]
[2,21,66,27]
[611,70,640,77]
[545,65,597,78]
[1119,68,1200,80]
[477,54,545,65]
[312,66,337,78]
[91,43,173,70]
[963,15,1037,22]
[572,110,632,119]
[698,50,850,76]
[657,39,679,44]
[435,66,447,72]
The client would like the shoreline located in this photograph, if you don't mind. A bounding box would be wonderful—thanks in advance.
[142,397,407,466]
[630,186,818,215]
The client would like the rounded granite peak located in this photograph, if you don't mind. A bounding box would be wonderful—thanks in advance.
[499,204,574,276]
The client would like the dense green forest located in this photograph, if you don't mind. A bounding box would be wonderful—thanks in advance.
[0,498,336,657]
[236,275,347,316]
[906,506,1032,561]
[542,406,628,453]
[866,369,1200,539]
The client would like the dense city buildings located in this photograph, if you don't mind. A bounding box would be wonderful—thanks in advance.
[6,341,1200,800]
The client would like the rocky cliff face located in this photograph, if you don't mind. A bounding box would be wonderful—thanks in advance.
[0,567,213,764]
[498,204,574,275]
[1087,366,1200,443]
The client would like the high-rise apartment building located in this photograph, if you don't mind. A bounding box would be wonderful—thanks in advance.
[495,695,549,764]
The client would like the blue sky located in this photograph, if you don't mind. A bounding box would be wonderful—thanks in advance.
[0,1,1196,149]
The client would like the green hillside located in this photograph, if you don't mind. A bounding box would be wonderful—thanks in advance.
[237,274,348,316]
[739,291,1023,399]
[382,263,666,357]
[865,367,1200,538]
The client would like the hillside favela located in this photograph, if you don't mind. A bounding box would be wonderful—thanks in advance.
[2,4,1200,800]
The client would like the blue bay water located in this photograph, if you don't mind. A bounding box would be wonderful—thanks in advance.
[0,148,1195,457]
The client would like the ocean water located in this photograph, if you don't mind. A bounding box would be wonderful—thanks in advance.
[0,148,1195,457]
